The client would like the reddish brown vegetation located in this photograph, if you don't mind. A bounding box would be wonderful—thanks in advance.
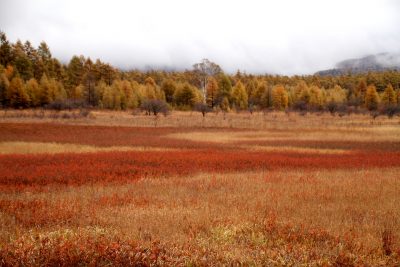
[2,214,399,266]
[0,121,399,265]
[0,198,86,227]
[0,229,173,266]
[0,122,230,149]
[1,150,400,190]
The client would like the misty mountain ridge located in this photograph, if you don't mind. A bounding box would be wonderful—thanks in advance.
[316,53,400,76]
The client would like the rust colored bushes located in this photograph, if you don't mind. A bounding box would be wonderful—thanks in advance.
[1,150,399,189]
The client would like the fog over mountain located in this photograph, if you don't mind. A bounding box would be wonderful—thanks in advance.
[337,53,400,70]
[315,53,400,76]
[1,0,400,75]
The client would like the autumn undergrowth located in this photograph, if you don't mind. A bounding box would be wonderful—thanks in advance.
[0,115,399,265]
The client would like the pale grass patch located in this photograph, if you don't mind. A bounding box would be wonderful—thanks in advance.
[167,126,400,143]
[2,109,400,129]
[167,131,242,143]
[242,145,349,154]
[0,141,176,154]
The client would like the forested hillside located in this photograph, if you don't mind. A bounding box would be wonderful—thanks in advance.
[1,32,399,114]
[316,53,400,76]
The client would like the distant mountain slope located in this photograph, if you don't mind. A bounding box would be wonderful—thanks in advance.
[315,53,400,76]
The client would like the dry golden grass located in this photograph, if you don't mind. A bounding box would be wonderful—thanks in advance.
[1,108,400,129]
[167,126,400,143]
[1,168,399,264]
[0,141,178,154]
[94,168,400,247]
[1,111,400,265]
[242,145,350,154]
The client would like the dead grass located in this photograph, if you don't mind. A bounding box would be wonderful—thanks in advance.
[167,126,400,143]
[97,168,400,248]
[1,168,399,264]
[0,141,177,154]
[1,109,400,129]
[0,112,399,265]
[242,145,350,154]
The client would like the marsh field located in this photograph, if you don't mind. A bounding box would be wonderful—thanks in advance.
[0,110,400,266]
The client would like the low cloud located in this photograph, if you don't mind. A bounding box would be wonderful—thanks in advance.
[1,0,399,75]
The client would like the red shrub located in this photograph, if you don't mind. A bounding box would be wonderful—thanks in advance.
[1,150,399,190]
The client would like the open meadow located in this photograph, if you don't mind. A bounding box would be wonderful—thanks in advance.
[0,110,400,266]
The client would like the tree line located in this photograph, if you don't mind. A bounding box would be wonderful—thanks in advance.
[1,32,400,116]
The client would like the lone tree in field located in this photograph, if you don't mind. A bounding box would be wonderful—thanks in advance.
[272,85,288,110]
[140,99,169,116]
[365,85,379,111]
[194,102,211,117]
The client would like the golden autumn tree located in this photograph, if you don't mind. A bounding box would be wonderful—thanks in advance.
[326,85,347,104]
[25,78,40,107]
[7,76,30,108]
[293,80,309,103]
[144,77,165,100]
[124,80,139,109]
[397,89,400,104]
[260,86,271,108]
[161,79,177,104]
[114,79,139,109]
[71,84,84,101]
[111,80,125,110]
[0,31,13,67]
[216,73,232,111]
[66,55,85,91]
[254,80,267,101]
[39,74,52,104]
[365,85,379,111]
[272,85,288,110]
[101,84,114,109]
[173,82,200,108]
[245,78,257,98]
[381,84,396,106]
[257,81,269,108]
[348,78,366,106]
[308,85,323,108]
[94,80,107,107]
[206,76,218,108]
[357,79,367,98]
[0,71,10,106]
[231,81,248,110]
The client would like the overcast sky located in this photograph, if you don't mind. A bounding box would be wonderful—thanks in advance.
[1,0,399,75]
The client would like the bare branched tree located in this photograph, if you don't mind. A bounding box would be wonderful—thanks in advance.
[192,59,222,102]
[140,99,169,116]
